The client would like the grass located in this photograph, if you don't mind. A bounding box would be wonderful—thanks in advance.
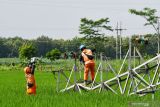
[0,59,160,107]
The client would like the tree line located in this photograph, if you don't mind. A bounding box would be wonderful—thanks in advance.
[0,34,158,59]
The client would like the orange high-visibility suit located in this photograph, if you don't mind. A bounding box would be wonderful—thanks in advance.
[81,49,95,81]
[24,67,36,95]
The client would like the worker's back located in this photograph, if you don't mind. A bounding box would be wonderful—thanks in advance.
[82,49,94,64]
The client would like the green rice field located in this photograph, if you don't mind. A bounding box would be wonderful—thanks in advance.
[0,59,160,107]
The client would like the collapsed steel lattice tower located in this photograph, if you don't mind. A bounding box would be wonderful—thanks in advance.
[92,53,160,96]
[59,38,160,97]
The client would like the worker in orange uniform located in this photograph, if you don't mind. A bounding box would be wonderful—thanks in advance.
[24,58,36,95]
[79,45,95,85]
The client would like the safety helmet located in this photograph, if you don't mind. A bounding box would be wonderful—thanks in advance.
[30,57,37,63]
[79,45,86,50]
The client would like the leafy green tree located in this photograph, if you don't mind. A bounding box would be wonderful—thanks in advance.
[0,37,11,57]
[79,17,113,55]
[35,35,54,57]
[5,37,24,57]
[79,18,113,37]
[129,7,158,32]
[19,43,37,60]
[46,49,61,61]
[129,7,159,53]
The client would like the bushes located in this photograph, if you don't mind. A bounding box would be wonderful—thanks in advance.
[46,49,61,61]
[19,44,37,60]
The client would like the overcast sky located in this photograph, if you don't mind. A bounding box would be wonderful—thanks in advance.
[0,0,160,39]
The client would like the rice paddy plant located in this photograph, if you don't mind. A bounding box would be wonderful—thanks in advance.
[0,59,160,107]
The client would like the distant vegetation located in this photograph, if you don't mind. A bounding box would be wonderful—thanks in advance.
[0,34,157,59]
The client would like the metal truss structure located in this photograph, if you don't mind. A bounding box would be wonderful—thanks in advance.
[58,38,160,98]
